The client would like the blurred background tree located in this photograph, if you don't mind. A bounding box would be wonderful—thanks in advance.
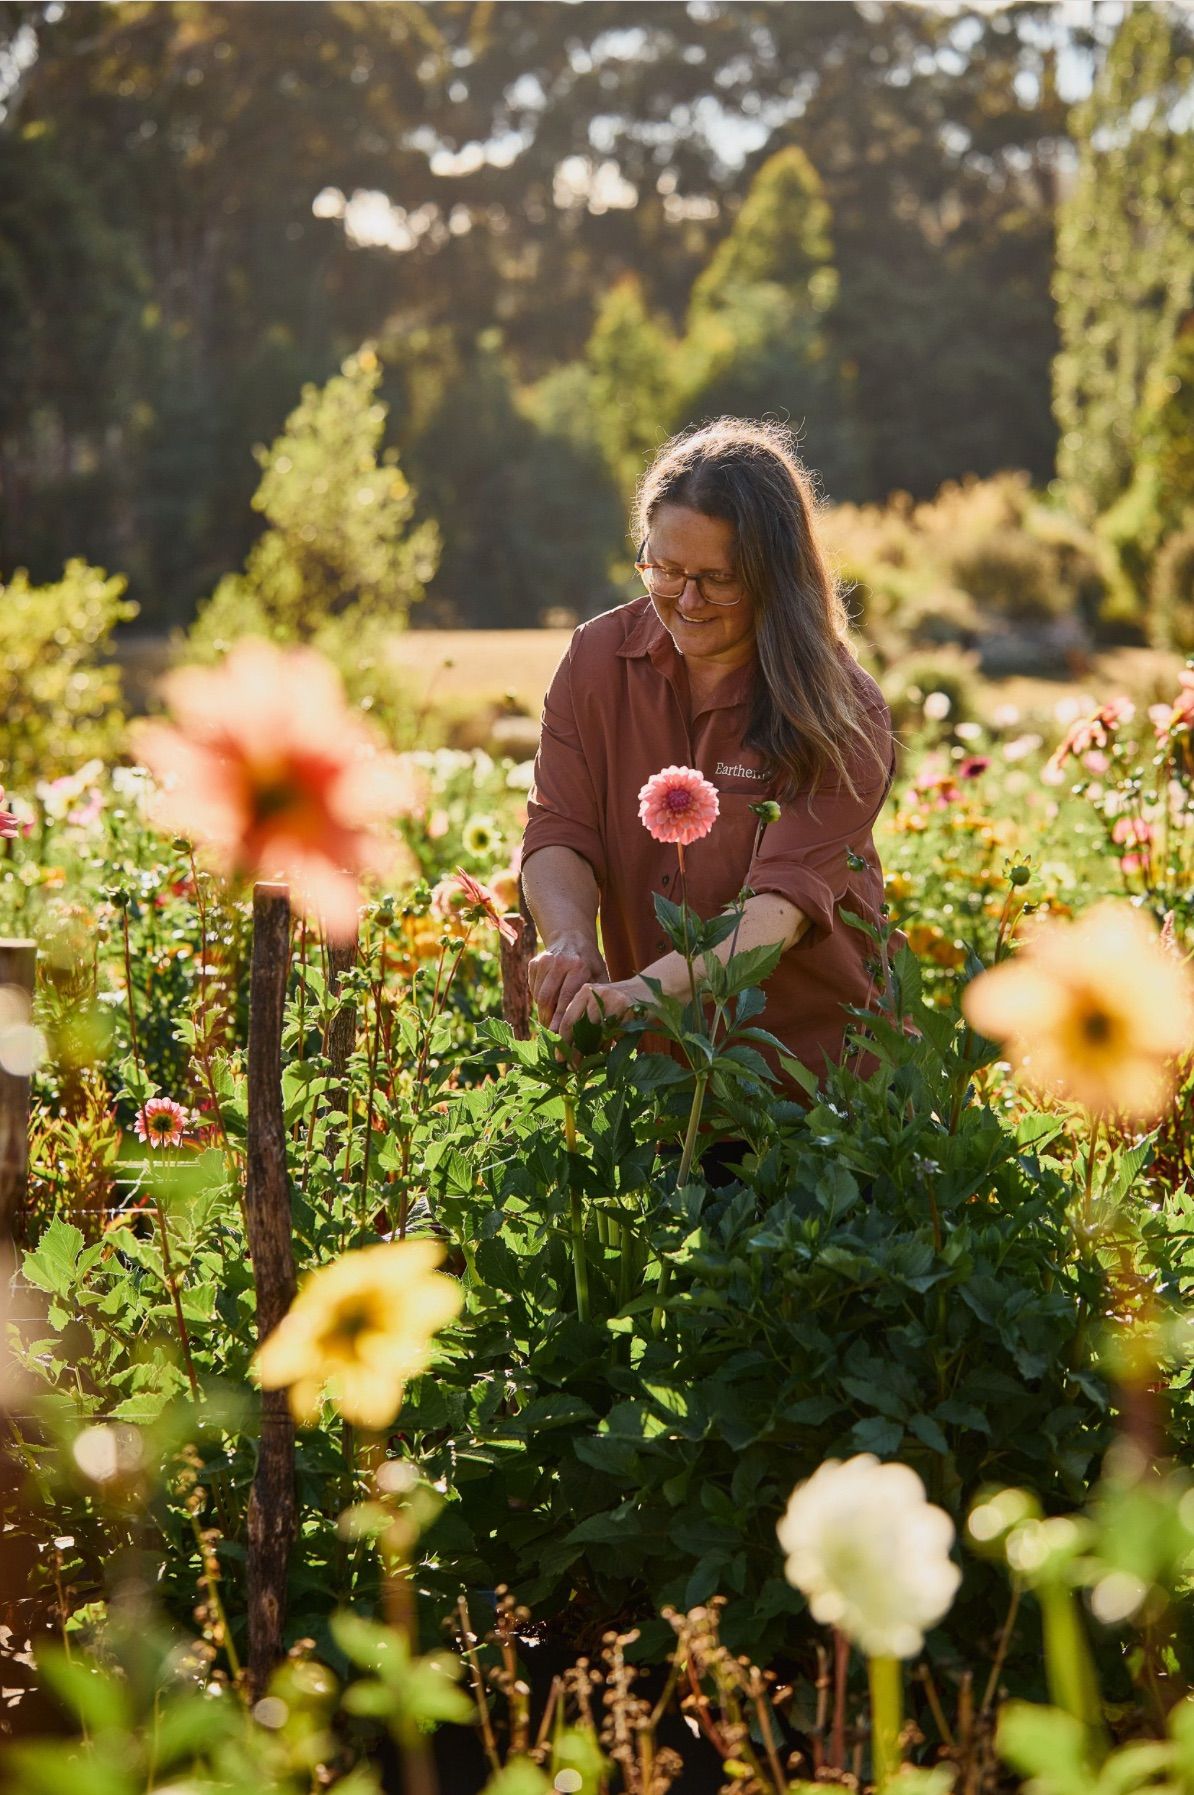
[0,0,1188,639]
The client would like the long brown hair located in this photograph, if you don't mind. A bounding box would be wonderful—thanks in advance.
[633,417,886,800]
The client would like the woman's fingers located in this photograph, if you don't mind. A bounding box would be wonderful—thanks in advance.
[550,970,600,1035]
[529,951,590,1028]
[556,982,604,1042]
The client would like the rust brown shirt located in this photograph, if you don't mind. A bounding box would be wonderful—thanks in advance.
[522,596,896,1093]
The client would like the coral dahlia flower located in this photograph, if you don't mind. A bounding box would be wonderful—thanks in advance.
[134,640,419,941]
[638,766,720,847]
[254,1239,463,1429]
[962,900,1194,1121]
[133,1097,189,1149]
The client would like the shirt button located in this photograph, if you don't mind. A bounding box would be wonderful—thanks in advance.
[661,873,670,887]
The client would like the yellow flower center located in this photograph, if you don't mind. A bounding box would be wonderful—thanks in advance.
[317,1293,384,1362]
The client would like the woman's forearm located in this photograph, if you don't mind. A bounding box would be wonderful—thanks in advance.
[520,844,601,952]
[632,892,807,1002]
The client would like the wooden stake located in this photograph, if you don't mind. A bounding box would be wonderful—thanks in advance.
[244,884,297,1695]
[0,941,36,1243]
[499,913,536,1039]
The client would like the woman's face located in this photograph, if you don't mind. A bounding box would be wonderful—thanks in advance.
[643,504,757,670]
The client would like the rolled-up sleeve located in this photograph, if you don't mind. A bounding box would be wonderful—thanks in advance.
[522,639,607,888]
[747,700,895,948]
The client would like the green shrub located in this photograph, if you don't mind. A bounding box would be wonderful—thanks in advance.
[187,347,439,659]
[1150,523,1194,654]
[947,531,1063,623]
[0,559,136,786]
[414,946,1131,1672]
[881,651,981,732]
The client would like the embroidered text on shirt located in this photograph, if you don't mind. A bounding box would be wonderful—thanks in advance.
[715,761,765,780]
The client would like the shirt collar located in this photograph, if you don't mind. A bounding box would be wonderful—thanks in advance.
[616,597,755,712]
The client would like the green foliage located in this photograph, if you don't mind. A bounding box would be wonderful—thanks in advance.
[947,532,1064,625]
[407,945,1128,1666]
[582,276,679,504]
[409,331,622,627]
[1151,523,1194,654]
[0,559,136,785]
[678,147,862,499]
[1053,4,1194,520]
[188,349,439,653]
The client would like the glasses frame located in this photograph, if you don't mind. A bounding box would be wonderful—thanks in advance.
[634,538,746,609]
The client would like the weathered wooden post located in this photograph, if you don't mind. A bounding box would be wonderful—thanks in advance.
[499,913,536,1039]
[244,884,297,1695]
[0,940,36,1243]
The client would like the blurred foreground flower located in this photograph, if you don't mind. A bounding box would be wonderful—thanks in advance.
[638,765,719,847]
[135,639,418,941]
[0,787,19,839]
[133,1097,189,1149]
[777,1453,961,1658]
[255,1239,462,1428]
[962,900,1194,1121]
[0,986,46,1077]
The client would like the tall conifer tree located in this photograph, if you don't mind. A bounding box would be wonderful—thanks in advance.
[1053,3,1194,519]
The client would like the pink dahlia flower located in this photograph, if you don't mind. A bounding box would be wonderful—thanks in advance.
[0,786,19,839]
[638,766,720,846]
[134,1097,189,1149]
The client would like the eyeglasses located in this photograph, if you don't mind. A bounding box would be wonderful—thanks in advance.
[635,540,745,609]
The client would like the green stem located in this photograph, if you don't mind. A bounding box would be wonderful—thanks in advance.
[564,1091,588,1323]
[1082,1112,1102,1237]
[1041,1583,1106,1751]
[676,1070,710,1190]
[868,1654,903,1791]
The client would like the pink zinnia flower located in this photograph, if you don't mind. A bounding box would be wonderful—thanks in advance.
[638,766,720,847]
[134,1097,189,1149]
[959,755,991,780]
[134,640,419,942]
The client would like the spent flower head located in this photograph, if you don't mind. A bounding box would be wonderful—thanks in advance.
[778,1454,961,1658]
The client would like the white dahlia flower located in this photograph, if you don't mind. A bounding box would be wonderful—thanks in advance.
[777,1454,961,1658]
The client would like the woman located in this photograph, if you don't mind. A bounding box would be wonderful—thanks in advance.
[520,417,897,1100]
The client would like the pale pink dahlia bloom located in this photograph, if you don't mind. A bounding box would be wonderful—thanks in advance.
[638,766,720,847]
[134,1097,189,1149]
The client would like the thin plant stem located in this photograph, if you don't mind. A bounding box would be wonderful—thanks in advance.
[154,1189,200,1402]
[457,1596,501,1775]
[564,1089,589,1322]
[1082,1112,1102,1236]
[359,972,385,1224]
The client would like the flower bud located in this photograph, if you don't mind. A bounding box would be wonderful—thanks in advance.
[750,800,782,826]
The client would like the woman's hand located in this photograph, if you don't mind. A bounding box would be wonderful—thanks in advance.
[528,933,609,1034]
[555,975,652,1046]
